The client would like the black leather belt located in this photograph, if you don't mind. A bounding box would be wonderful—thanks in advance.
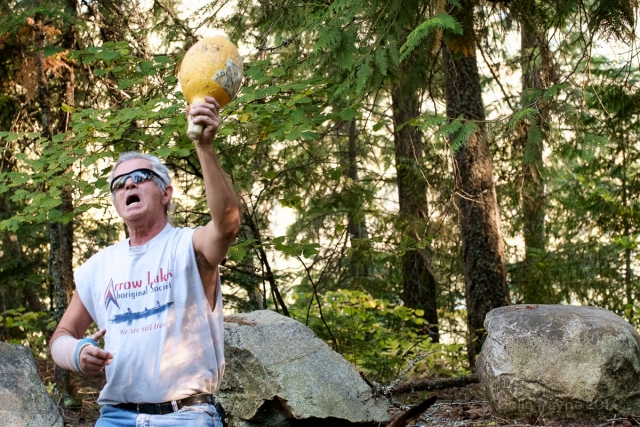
[114,394,215,415]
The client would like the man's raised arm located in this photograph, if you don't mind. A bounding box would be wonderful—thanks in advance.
[188,96,241,274]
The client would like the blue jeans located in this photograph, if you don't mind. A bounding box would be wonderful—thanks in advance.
[96,403,223,427]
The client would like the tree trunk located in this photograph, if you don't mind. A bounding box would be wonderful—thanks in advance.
[622,141,633,312]
[346,119,368,242]
[517,25,546,303]
[342,119,369,282]
[442,0,509,365]
[392,72,439,342]
[36,3,81,407]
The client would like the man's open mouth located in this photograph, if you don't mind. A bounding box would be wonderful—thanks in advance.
[126,195,141,206]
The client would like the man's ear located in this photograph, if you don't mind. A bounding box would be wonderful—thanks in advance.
[162,185,173,205]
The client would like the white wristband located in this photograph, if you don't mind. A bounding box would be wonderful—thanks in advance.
[51,335,97,372]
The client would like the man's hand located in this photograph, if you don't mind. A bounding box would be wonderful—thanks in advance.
[187,96,221,145]
[79,329,114,374]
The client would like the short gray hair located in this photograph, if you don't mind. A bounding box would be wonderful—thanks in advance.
[110,152,175,216]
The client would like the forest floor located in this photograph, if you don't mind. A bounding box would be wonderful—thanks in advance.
[37,358,634,427]
[392,384,635,427]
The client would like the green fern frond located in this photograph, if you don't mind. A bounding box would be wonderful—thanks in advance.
[543,82,572,100]
[356,62,373,95]
[449,121,479,151]
[435,118,477,151]
[580,134,610,161]
[419,115,447,132]
[437,117,463,140]
[388,39,400,68]
[335,27,358,70]
[399,13,462,62]
[507,107,538,129]
[315,26,343,52]
[375,48,389,76]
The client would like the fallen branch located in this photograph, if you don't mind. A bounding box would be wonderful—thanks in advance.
[383,352,434,396]
[392,374,479,395]
[387,396,438,427]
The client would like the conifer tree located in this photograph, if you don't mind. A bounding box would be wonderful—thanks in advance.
[442,0,509,365]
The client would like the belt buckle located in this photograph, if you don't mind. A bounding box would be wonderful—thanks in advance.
[136,403,141,413]
[171,400,179,412]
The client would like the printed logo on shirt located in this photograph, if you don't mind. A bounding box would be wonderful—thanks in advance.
[104,279,120,309]
[102,268,174,327]
[110,301,174,326]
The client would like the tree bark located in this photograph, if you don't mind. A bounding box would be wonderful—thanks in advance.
[36,2,81,407]
[392,70,439,342]
[346,119,368,242]
[517,25,546,304]
[342,119,369,282]
[442,0,509,366]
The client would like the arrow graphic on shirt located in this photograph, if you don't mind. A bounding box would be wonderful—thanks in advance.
[104,278,120,310]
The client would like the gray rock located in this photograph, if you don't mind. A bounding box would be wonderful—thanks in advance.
[220,310,389,426]
[0,342,62,427]
[477,304,640,419]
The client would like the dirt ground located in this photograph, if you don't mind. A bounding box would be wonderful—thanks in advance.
[391,384,637,427]
[37,358,636,427]
[38,358,104,427]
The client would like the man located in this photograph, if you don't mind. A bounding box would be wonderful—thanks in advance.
[50,97,239,427]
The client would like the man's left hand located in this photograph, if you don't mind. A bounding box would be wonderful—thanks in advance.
[187,96,221,145]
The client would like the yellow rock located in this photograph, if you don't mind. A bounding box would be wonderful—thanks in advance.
[179,35,243,108]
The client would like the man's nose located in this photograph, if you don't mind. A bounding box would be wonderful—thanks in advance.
[124,178,138,189]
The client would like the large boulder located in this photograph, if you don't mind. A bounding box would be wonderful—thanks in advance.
[477,304,640,419]
[0,342,62,427]
[220,310,389,427]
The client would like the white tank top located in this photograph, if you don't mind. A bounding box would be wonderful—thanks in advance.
[75,224,225,405]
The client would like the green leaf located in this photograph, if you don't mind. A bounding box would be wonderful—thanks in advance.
[43,47,66,57]
[302,243,320,258]
[266,86,281,96]
[280,195,302,208]
[329,169,342,180]
[40,198,63,209]
[102,51,119,61]
[373,121,385,131]
[262,171,278,180]
[52,132,68,143]
[61,103,76,113]
[227,246,247,262]
[285,130,301,141]
[271,67,286,77]
[218,126,235,136]
[340,108,358,121]
[118,79,133,89]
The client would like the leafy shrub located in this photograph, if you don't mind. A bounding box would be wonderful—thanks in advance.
[0,308,56,359]
[291,289,470,384]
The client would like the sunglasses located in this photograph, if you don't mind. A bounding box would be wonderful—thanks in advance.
[110,168,165,193]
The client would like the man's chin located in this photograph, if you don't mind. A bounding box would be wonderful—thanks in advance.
[121,208,146,222]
